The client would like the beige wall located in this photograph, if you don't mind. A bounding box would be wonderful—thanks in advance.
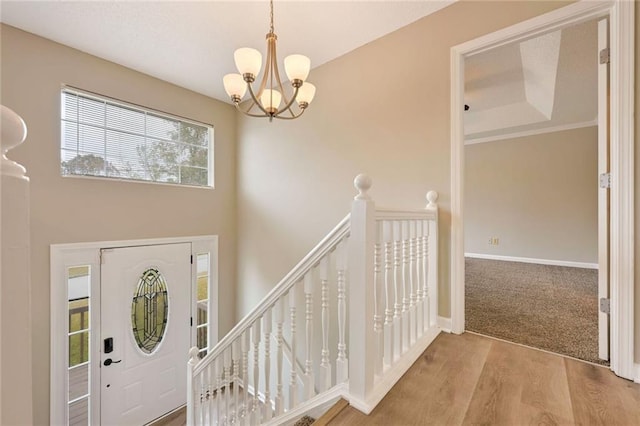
[0,24,238,425]
[235,0,573,319]
[464,127,598,264]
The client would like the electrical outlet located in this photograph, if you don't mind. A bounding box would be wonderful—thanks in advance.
[488,237,500,245]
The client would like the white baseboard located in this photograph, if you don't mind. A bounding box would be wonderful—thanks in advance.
[464,253,598,269]
[348,327,441,415]
[438,316,452,333]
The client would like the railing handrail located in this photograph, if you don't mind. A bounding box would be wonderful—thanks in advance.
[375,208,437,221]
[193,213,351,376]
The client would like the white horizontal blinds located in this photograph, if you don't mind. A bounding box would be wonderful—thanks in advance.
[61,88,211,187]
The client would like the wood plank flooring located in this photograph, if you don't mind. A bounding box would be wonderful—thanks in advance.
[329,333,640,425]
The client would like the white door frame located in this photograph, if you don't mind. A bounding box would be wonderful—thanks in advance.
[450,0,634,379]
[50,235,218,425]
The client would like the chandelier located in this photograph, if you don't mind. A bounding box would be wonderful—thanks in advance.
[222,0,316,121]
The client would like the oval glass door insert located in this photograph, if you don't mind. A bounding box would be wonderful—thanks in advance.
[131,267,169,354]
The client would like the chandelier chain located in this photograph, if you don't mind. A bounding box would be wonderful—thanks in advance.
[269,0,274,33]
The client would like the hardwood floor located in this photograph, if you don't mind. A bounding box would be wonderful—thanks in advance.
[329,333,640,425]
[150,333,640,425]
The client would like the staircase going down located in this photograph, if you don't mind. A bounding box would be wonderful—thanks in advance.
[187,174,441,425]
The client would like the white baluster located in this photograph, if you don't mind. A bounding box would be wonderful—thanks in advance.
[206,364,214,426]
[335,239,349,383]
[224,348,232,425]
[422,219,430,333]
[195,372,203,426]
[401,221,410,352]
[232,339,241,424]
[393,221,403,356]
[303,273,315,400]
[215,356,223,426]
[373,221,384,375]
[251,320,261,425]
[319,256,332,391]
[274,299,285,416]
[263,309,273,421]
[288,285,299,410]
[415,220,425,336]
[409,220,418,345]
[241,331,250,425]
[383,222,394,365]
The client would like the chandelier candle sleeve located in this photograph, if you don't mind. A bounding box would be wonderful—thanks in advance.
[234,48,262,80]
[222,0,316,121]
[260,89,282,113]
[223,74,247,101]
[284,55,311,83]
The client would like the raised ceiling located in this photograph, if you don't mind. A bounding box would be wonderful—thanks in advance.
[464,19,598,142]
[0,0,454,102]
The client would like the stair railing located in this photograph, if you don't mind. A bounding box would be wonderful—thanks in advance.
[187,174,439,425]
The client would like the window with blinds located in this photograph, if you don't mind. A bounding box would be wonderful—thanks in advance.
[61,88,213,187]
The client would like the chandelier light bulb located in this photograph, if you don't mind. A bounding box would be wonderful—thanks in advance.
[260,89,282,113]
[284,54,311,85]
[234,48,262,79]
[223,74,247,100]
[296,82,316,107]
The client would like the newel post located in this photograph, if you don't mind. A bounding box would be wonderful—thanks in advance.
[348,174,376,406]
[1,105,32,426]
[186,346,200,426]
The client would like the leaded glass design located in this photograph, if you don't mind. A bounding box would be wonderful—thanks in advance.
[131,268,169,354]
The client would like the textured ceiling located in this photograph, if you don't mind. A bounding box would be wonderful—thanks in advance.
[0,0,455,102]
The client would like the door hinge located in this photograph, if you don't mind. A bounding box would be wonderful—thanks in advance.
[599,172,611,189]
[190,254,193,265]
[599,47,610,64]
[600,297,610,315]
[190,316,193,327]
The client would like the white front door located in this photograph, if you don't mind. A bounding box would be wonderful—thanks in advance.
[100,243,191,425]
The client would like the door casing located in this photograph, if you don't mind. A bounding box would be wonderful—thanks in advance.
[450,0,635,379]
[50,235,218,425]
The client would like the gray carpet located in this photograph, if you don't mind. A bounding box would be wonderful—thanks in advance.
[465,258,608,365]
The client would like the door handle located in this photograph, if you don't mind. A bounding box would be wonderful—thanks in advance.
[103,358,122,366]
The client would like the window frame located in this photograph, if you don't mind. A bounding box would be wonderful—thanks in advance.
[59,86,215,188]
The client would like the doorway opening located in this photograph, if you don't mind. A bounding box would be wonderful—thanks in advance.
[461,18,606,365]
[450,0,635,380]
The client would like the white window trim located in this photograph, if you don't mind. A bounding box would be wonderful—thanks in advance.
[50,235,218,425]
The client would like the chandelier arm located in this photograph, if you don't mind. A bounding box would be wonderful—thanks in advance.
[273,86,300,117]
[254,35,274,100]
[233,102,273,118]
[246,82,271,116]
[270,40,291,106]
[274,108,306,120]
